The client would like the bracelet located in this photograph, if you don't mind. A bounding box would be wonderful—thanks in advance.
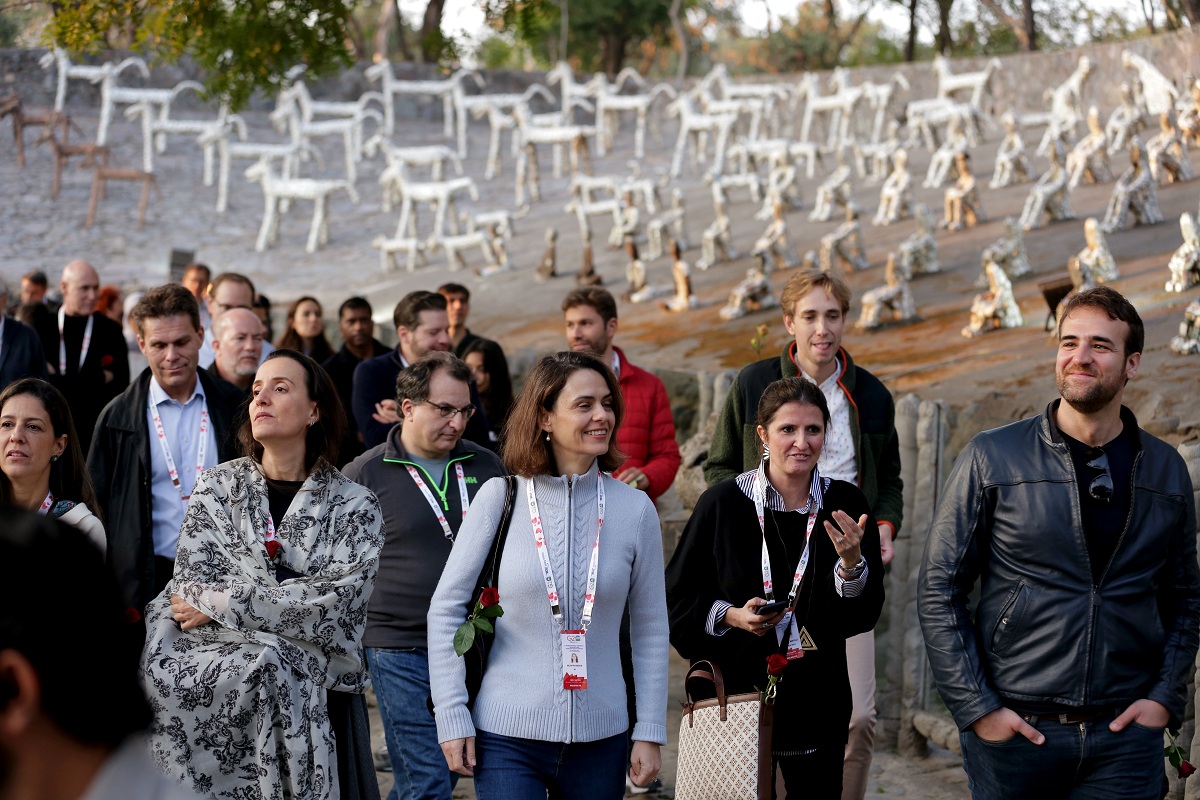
[838,557,866,578]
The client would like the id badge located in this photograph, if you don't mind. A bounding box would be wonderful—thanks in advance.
[560,630,588,690]
[785,617,806,661]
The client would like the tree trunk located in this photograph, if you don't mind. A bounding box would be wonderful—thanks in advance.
[670,0,687,80]
[374,0,397,60]
[1185,0,1200,25]
[935,0,953,54]
[905,0,919,62]
[419,0,446,62]
[1022,0,1037,51]
[602,33,628,78]
[977,0,1032,49]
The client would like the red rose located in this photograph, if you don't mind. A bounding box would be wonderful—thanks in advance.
[766,654,788,676]
[480,587,500,608]
[265,540,282,561]
[124,606,142,624]
[101,354,114,367]
[1180,760,1197,779]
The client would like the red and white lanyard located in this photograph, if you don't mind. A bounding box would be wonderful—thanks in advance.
[756,466,818,634]
[37,491,54,516]
[150,396,209,510]
[58,308,93,376]
[528,473,604,631]
[406,462,470,541]
[264,509,278,543]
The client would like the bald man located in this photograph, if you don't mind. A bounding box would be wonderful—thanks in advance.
[207,307,264,397]
[34,260,129,451]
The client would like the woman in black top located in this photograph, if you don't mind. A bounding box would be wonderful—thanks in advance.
[666,377,884,798]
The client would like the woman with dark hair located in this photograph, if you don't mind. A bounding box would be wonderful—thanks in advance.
[0,378,104,550]
[277,295,334,364]
[141,349,384,800]
[463,337,514,437]
[665,377,884,798]
[428,351,669,800]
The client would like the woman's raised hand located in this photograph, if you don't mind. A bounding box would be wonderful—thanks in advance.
[170,594,214,630]
[824,510,867,569]
[724,598,787,636]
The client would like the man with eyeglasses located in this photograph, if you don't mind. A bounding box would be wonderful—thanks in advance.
[919,286,1200,800]
[343,351,504,800]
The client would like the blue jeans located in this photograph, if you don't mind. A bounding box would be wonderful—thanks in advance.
[473,730,626,800]
[366,647,458,800]
[959,713,1168,800]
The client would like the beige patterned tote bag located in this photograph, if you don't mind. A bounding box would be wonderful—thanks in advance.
[675,660,774,800]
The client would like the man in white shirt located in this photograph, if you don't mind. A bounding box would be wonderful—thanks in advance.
[196,272,274,368]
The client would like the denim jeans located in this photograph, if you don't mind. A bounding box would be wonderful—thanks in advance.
[473,730,626,800]
[366,647,458,800]
[959,713,1168,800]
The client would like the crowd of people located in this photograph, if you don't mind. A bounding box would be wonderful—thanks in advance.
[0,257,1193,800]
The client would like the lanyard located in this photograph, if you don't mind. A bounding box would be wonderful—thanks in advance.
[405,461,470,540]
[528,473,604,631]
[58,308,93,376]
[149,395,209,510]
[755,465,818,633]
[37,491,54,516]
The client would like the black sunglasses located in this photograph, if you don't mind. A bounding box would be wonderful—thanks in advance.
[1084,447,1113,503]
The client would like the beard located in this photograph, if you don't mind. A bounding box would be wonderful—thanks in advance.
[1057,369,1124,414]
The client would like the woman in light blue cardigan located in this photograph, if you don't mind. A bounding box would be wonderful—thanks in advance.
[428,351,669,800]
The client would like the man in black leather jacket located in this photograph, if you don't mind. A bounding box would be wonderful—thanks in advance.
[919,287,1200,800]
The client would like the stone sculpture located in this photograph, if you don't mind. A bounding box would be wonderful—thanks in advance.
[1065,107,1111,188]
[897,204,940,277]
[820,204,868,274]
[719,266,779,320]
[577,230,603,286]
[753,200,799,272]
[661,242,698,312]
[963,259,1024,338]
[1146,111,1194,184]
[696,187,740,270]
[856,253,917,330]
[873,148,912,226]
[942,152,984,231]
[756,164,802,220]
[1102,136,1163,233]
[1169,300,1200,355]
[646,189,690,261]
[1019,138,1073,232]
[991,112,1036,189]
[1177,79,1200,146]
[1105,82,1148,153]
[809,145,855,223]
[536,227,558,281]
[1072,217,1119,286]
[982,217,1032,281]
[1036,55,1094,155]
[1166,213,1200,292]
[244,160,359,253]
[1122,50,1179,117]
[923,114,969,189]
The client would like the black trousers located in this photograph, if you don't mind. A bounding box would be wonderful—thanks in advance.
[775,747,844,800]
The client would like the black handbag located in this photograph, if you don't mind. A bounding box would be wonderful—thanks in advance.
[463,475,517,708]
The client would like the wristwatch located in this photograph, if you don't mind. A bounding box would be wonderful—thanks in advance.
[838,557,867,579]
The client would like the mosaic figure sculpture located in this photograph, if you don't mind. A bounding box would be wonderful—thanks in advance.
[1019,138,1073,231]
[661,243,698,312]
[809,145,855,223]
[624,240,650,301]
[932,54,1001,109]
[942,152,985,231]
[1166,213,1200,292]
[696,188,739,270]
[963,259,1024,338]
[1072,217,1118,286]
[1102,136,1163,233]
[666,94,736,178]
[897,204,941,277]
[1146,111,1194,184]
[616,192,643,248]
[756,164,802,220]
[577,230,603,287]
[646,189,690,261]
[372,234,427,274]
[873,148,912,226]
[1178,80,1200,146]
[1106,82,1148,153]
[855,120,902,183]
[1169,300,1200,355]
[753,200,800,272]
[1122,50,1179,117]
[923,114,969,189]
[719,265,779,320]
[244,159,358,254]
[1065,107,1112,188]
[983,217,1032,281]
[1036,55,1094,155]
[536,227,558,281]
[820,204,868,274]
[991,112,1036,189]
[856,253,917,330]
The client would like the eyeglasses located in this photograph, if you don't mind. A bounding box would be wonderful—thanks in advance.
[1084,447,1113,503]
[418,401,476,420]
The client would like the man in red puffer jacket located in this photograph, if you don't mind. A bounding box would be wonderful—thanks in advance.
[562,288,681,503]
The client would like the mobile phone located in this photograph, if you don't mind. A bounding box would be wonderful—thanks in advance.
[755,600,790,616]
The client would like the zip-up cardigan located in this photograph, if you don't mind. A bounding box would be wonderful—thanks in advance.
[343,423,505,649]
[427,463,669,746]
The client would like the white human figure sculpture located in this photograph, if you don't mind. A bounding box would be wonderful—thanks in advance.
[577,230,603,287]
[719,266,779,320]
[897,204,941,277]
[536,227,558,281]
[753,200,799,272]
[1069,217,1118,287]
[1169,299,1200,355]
[624,240,656,302]
[616,192,643,248]
[962,259,1024,338]
[696,187,739,270]
[1102,136,1164,233]
[646,189,690,261]
[991,112,1036,189]
[942,152,985,231]
[1106,82,1147,153]
[923,114,969,189]
[873,148,912,226]
[855,120,902,183]
[1122,50,1179,117]
[661,242,699,312]
[1066,107,1112,188]
[1146,111,1194,184]
[1036,55,1094,155]
[1177,80,1200,146]
[1019,138,1074,232]
[809,145,855,223]
[983,217,1032,281]
[820,204,868,274]
[856,253,917,330]
[756,164,801,220]
[1166,213,1200,292]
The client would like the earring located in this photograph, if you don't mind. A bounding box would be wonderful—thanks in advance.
[544,432,550,442]
[50,454,59,463]
[308,420,315,428]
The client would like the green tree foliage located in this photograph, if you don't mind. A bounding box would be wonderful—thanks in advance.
[43,0,357,109]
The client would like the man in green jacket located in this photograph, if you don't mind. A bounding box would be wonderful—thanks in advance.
[703,268,902,800]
